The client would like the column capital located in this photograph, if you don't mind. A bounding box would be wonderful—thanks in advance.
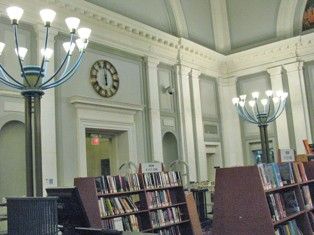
[145,57,160,67]
[217,76,237,87]
[179,64,191,77]
[190,69,201,79]
[267,66,282,76]
[283,61,304,73]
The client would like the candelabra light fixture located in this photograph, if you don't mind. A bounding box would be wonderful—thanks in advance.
[232,90,288,163]
[0,6,91,196]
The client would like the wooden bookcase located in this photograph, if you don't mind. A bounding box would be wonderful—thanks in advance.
[74,174,192,234]
[212,164,314,235]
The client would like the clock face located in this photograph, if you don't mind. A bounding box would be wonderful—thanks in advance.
[90,60,119,98]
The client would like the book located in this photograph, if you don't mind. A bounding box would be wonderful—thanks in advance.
[278,162,295,185]
[282,191,300,215]
[297,162,308,182]
[113,217,124,231]
[301,185,313,208]
[303,139,313,154]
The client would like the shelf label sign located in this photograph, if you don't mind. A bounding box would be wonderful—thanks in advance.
[142,162,162,173]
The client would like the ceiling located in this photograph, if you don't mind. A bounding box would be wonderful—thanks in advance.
[85,0,308,54]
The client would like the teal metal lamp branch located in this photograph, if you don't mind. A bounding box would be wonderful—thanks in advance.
[0,6,91,196]
[232,90,288,163]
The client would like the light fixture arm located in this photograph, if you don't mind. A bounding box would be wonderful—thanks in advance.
[13,24,30,87]
[42,50,84,89]
[35,26,50,87]
[40,33,75,88]
[0,64,24,87]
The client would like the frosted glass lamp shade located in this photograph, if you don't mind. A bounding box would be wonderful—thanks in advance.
[265,90,273,97]
[239,94,247,100]
[0,42,6,55]
[6,6,23,23]
[41,48,53,60]
[63,42,75,55]
[252,91,259,99]
[261,99,268,106]
[78,28,91,40]
[40,9,56,25]
[15,47,28,60]
[232,97,239,105]
[248,100,256,107]
[65,17,80,32]
[272,96,280,104]
[76,38,88,51]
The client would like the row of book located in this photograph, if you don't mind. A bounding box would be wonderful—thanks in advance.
[267,190,300,222]
[274,219,303,235]
[96,174,142,194]
[151,207,182,228]
[144,172,182,189]
[257,162,308,190]
[102,215,140,232]
[98,196,139,217]
[147,190,173,209]
[157,225,182,235]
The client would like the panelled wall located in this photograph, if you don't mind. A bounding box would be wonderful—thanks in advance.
[0,0,314,193]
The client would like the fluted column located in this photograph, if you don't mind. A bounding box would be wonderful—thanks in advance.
[146,57,163,162]
[176,64,197,181]
[267,66,290,149]
[190,69,206,181]
[284,61,312,153]
[218,77,244,166]
[35,26,58,194]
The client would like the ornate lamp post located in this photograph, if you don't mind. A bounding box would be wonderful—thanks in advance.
[232,90,288,163]
[0,6,91,196]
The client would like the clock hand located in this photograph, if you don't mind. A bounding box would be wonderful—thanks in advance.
[104,69,108,86]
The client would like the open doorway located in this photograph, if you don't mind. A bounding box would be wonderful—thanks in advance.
[85,128,129,176]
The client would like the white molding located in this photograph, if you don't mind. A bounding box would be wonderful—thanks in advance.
[167,0,189,38]
[71,96,138,176]
[69,96,144,112]
[0,89,22,98]
[4,0,314,79]
[210,0,231,53]
[276,0,298,38]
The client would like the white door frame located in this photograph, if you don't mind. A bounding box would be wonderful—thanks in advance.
[71,96,140,176]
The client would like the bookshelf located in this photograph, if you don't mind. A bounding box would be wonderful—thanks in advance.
[74,172,192,234]
[212,162,314,235]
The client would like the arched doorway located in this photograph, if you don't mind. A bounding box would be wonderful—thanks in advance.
[162,132,178,168]
[0,121,26,200]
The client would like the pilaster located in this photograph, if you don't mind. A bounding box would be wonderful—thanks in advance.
[284,61,312,153]
[267,66,290,149]
[35,26,58,192]
[146,57,163,162]
[176,64,197,181]
[190,69,206,181]
[217,77,244,166]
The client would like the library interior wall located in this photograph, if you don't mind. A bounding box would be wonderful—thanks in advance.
[0,0,314,192]
[54,37,149,186]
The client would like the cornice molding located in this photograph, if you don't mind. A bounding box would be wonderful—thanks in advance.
[2,0,314,80]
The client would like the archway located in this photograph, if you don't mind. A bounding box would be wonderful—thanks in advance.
[0,121,26,200]
[162,132,178,168]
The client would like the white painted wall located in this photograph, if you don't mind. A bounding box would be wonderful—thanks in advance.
[0,0,313,188]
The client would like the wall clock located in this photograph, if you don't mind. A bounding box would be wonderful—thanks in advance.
[90,60,119,98]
